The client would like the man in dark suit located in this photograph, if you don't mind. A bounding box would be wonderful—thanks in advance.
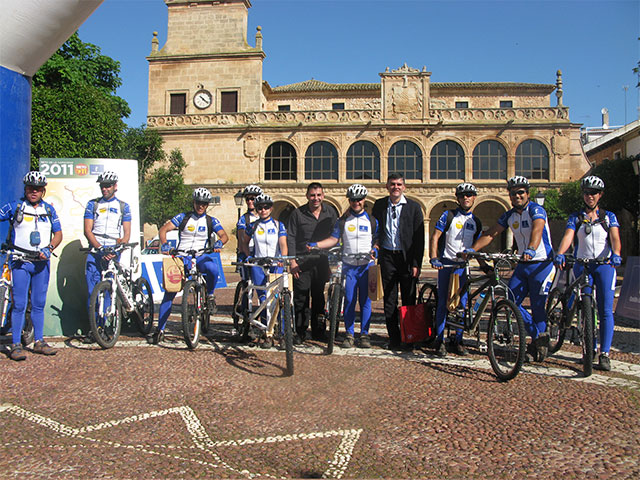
[372,173,425,349]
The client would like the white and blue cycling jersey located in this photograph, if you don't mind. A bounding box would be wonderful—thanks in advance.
[566,209,619,260]
[330,210,378,266]
[498,202,552,261]
[84,197,131,247]
[246,218,287,258]
[0,200,61,254]
[237,211,259,255]
[171,212,223,252]
[435,208,481,261]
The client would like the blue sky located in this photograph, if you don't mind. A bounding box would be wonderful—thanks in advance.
[78,0,639,129]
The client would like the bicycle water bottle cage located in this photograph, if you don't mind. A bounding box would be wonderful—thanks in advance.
[29,230,41,246]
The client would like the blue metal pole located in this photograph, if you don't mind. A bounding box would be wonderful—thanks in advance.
[0,65,31,242]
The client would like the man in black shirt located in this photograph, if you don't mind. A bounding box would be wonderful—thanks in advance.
[287,182,337,342]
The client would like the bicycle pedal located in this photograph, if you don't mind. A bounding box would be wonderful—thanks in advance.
[478,342,488,353]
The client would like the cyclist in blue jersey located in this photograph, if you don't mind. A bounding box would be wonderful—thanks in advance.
[468,176,556,362]
[83,171,132,330]
[151,188,229,344]
[429,183,482,357]
[308,184,378,349]
[240,193,288,348]
[0,172,62,360]
[553,176,622,371]
[236,184,263,279]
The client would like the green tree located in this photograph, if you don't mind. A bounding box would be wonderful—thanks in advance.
[531,181,582,220]
[592,156,639,218]
[140,149,191,229]
[118,126,166,182]
[31,33,130,168]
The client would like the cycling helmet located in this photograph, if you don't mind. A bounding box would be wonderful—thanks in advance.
[97,170,118,185]
[254,193,273,207]
[23,171,47,187]
[346,184,368,200]
[243,184,263,197]
[506,175,530,190]
[193,187,213,203]
[455,183,478,196]
[581,175,605,192]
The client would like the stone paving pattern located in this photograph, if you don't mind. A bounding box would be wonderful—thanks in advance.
[1,272,639,479]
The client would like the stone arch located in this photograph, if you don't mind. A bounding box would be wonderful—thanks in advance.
[473,196,510,253]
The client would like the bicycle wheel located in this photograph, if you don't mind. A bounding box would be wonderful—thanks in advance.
[181,280,201,349]
[132,277,154,335]
[580,295,594,377]
[326,283,342,355]
[545,288,566,355]
[89,280,122,349]
[487,299,526,381]
[232,280,247,331]
[417,282,438,344]
[281,290,294,376]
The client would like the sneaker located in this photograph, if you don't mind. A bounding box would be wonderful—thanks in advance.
[150,329,164,345]
[434,340,447,358]
[341,335,355,349]
[10,343,26,361]
[260,337,273,349]
[535,333,549,362]
[525,341,537,363]
[82,331,96,344]
[207,294,216,313]
[599,353,611,372]
[293,334,304,346]
[359,334,371,349]
[32,340,57,356]
[449,340,468,356]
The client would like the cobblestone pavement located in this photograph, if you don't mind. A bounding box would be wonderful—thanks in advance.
[1,276,639,479]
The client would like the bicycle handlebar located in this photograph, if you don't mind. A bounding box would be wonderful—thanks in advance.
[79,242,138,253]
[562,254,611,266]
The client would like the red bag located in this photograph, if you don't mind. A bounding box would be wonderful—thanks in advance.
[399,303,434,344]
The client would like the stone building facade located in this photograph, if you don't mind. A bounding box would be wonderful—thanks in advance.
[147,0,589,261]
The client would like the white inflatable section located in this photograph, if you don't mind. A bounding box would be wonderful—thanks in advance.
[1,0,104,76]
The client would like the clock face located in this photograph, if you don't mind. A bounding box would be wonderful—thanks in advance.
[193,89,212,109]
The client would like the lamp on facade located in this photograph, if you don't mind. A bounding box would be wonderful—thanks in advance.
[233,189,244,221]
[534,191,545,206]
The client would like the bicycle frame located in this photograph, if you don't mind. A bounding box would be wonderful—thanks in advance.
[241,264,292,338]
[96,244,138,315]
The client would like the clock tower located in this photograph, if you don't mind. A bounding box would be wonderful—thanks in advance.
[147,0,264,117]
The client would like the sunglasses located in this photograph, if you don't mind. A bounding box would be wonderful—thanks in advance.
[246,197,256,202]
[457,193,475,198]
[583,189,600,196]
[349,198,365,203]
[509,189,527,197]
[256,205,272,211]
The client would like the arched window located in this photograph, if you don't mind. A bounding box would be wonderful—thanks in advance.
[472,140,507,179]
[305,141,338,180]
[516,139,549,180]
[346,141,380,180]
[430,140,464,179]
[388,140,423,180]
[264,142,296,181]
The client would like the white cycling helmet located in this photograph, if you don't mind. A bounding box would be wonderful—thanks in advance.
[581,175,605,192]
[97,170,118,185]
[506,175,530,190]
[346,184,368,200]
[193,187,213,203]
[455,183,478,196]
[243,184,263,197]
[254,193,273,207]
[23,171,47,187]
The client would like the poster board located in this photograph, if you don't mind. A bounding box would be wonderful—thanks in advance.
[40,158,140,336]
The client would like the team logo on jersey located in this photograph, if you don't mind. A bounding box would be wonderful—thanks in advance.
[268,228,276,234]
[187,225,196,232]
[347,225,356,232]
[98,208,107,214]
[359,225,368,232]
[456,221,463,229]
[522,220,529,228]
[512,221,520,229]
[109,207,118,214]
[198,226,206,232]
[257,227,265,235]
[23,216,34,222]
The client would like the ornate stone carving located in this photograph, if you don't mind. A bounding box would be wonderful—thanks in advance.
[244,134,259,160]
[391,63,420,74]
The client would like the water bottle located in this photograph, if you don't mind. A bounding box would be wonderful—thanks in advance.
[473,291,486,313]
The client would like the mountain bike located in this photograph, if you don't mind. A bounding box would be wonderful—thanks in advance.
[545,255,609,377]
[0,246,36,346]
[174,248,217,350]
[320,247,374,354]
[232,255,314,376]
[434,251,526,381]
[81,243,154,348]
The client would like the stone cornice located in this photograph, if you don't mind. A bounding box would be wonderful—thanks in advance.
[147,50,265,62]
[147,107,570,130]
